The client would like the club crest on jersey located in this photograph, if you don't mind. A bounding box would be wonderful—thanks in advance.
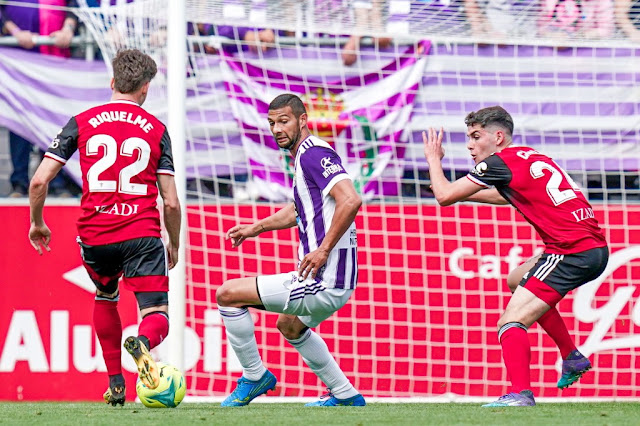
[321,156,343,178]
[472,161,488,177]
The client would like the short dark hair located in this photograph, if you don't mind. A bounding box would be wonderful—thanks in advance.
[112,49,157,94]
[464,106,514,137]
[268,93,307,118]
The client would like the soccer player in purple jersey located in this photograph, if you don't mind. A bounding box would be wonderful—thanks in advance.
[216,93,365,407]
[423,106,608,407]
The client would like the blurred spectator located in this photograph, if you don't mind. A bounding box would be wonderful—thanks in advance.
[218,25,276,53]
[387,0,467,36]
[1,0,80,197]
[1,0,78,56]
[193,23,276,54]
[538,0,615,39]
[464,0,538,38]
[343,0,392,66]
[615,0,640,41]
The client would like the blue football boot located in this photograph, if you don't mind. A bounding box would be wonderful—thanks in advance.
[305,389,366,407]
[221,370,277,407]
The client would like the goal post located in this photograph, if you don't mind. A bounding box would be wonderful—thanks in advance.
[75,0,640,401]
[166,0,188,374]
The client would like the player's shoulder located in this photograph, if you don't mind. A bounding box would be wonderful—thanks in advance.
[298,136,339,163]
[299,135,334,155]
[498,146,549,163]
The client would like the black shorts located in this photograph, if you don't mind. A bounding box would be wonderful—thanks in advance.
[78,236,169,294]
[520,246,609,297]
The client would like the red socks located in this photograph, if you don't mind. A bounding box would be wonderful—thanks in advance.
[94,299,123,376]
[138,312,169,349]
[500,325,531,393]
[537,308,575,359]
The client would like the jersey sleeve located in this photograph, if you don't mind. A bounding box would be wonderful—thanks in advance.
[45,117,79,164]
[466,153,513,188]
[300,146,351,196]
[157,128,175,175]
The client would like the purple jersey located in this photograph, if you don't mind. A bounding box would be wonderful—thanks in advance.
[292,136,358,289]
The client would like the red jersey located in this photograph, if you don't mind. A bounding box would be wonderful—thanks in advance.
[45,100,175,245]
[466,146,607,254]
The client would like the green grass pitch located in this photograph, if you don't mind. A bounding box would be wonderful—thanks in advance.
[0,402,637,425]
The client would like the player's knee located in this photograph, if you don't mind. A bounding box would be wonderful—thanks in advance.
[94,279,119,298]
[215,280,240,307]
[497,314,520,330]
[276,317,304,340]
[95,288,119,301]
[496,316,507,330]
[135,291,168,310]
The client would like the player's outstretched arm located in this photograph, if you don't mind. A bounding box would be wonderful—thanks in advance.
[226,202,297,248]
[158,174,182,269]
[298,180,361,280]
[28,157,64,254]
[464,188,509,205]
[422,128,482,206]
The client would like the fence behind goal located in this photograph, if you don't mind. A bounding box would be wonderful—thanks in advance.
[76,0,640,400]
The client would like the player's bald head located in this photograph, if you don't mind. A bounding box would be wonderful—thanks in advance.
[269,94,307,119]
[465,106,514,140]
[112,49,157,94]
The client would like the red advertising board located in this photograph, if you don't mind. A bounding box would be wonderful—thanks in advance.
[1,203,639,401]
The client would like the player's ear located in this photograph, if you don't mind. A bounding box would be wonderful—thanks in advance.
[299,112,307,129]
[110,78,115,91]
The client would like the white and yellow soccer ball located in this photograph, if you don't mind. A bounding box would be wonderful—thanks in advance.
[136,362,186,408]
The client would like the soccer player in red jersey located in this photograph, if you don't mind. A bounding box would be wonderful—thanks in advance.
[28,49,181,406]
[423,106,608,407]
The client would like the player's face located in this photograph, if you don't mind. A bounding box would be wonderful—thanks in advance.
[466,124,500,164]
[268,106,303,151]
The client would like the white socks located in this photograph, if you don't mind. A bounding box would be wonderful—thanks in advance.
[287,329,358,399]
[219,307,266,381]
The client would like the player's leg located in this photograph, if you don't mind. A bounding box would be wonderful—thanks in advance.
[216,276,276,407]
[508,255,577,361]
[135,294,169,351]
[277,314,364,407]
[486,247,609,406]
[120,237,170,390]
[522,249,608,389]
[79,240,126,405]
[121,292,169,391]
[483,285,549,407]
[95,286,126,406]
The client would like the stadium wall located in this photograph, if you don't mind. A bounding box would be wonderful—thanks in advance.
[1,203,639,401]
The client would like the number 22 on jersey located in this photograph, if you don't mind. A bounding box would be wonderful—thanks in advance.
[86,134,151,195]
[529,160,579,206]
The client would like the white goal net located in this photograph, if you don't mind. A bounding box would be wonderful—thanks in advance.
[76,0,640,400]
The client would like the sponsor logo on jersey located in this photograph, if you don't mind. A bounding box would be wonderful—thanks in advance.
[321,156,343,178]
[95,203,139,216]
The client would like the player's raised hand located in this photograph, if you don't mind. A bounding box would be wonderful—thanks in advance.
[29,223,51,255]
[422,127,445,163]
[298,247,329,281]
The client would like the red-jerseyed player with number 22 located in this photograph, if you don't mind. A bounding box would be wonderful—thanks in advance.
[28,49,181,406]
[423,106,608,407]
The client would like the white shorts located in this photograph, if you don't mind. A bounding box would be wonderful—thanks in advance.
[257,272,353,328]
